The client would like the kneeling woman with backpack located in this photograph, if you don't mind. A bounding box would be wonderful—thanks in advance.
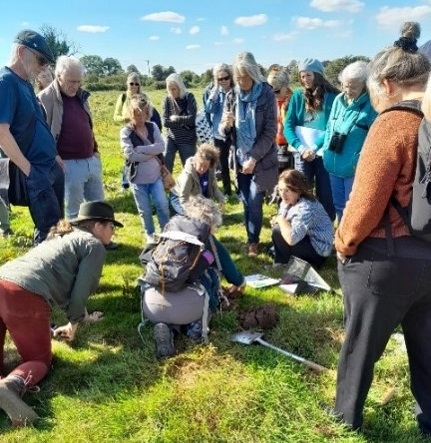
[139,195,245,358]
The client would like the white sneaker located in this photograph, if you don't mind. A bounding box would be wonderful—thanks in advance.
[146,234,157,244]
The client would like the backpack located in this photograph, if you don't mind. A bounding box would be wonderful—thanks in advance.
[141,215,211,292]
[381,99,431,242]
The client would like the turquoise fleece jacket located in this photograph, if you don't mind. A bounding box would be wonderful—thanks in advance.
[283,88,337,154]
[322,91,378,178]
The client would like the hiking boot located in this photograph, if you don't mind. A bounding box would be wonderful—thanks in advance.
[0,228,13,238]
[0,375,39,426]
[248,243,259,257]
[153,323,175,359]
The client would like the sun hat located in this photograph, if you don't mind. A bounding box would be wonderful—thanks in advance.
[298,58,324,75]
[14,29,55,64]
[69,201,123,227]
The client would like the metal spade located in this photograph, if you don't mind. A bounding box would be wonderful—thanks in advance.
[230,330,329,373]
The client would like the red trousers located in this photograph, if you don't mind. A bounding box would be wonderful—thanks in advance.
[0,280,51,385]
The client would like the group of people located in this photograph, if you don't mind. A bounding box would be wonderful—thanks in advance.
[0,22,430,438]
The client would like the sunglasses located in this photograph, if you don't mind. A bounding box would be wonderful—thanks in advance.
[129,82,139,86]
[27,48,49,67]
[217,76,230,82]
[273,89,281,94]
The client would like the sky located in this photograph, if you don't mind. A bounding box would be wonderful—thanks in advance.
[2,0,431,75]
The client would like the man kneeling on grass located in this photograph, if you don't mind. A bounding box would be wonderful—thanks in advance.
[0,201,122,426]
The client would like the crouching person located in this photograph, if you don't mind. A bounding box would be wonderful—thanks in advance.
[0,201,122,426]
[139,195,245,359]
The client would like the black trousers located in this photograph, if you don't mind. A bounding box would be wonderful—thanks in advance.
[335,236,431,433]
[214,138,231,196]
[271,224,326,269]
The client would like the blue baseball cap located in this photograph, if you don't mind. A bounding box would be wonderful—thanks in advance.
[14,29,55,64]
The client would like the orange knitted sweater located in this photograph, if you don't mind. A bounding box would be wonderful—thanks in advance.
[335,108,421,256]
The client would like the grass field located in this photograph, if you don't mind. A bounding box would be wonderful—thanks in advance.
[0,89,427,442]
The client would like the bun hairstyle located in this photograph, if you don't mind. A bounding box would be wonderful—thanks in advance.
[266,64,290,90]
[367,21,430,97]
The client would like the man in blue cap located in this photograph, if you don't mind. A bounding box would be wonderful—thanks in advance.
[0,30,64,244]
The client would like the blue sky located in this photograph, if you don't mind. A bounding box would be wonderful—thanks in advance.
[2,0,431,75]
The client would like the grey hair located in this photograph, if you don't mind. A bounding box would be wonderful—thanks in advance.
[182,195,222,230]
[127,72,141,84]
[367,21,430,97]
[9,43,21,65]
[213,63,232,79]
[338,61,369,84]
[232,51,265,84]
[55,55,85,78]
[267,64,290,90]
[165,73,188,98]
[127,93,153,120]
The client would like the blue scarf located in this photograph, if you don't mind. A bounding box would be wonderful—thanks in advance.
[235,82,262,164]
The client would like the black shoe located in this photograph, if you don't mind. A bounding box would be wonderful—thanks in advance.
[105,241,119,250]
[154,323,175,358]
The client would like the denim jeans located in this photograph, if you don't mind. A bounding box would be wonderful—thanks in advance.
[26,161,64,244]
[237,173,265,244]
[131,178,170,235]
[164,138,196,172]
[169,192,185,215]
[64,156,104,219]
[302,157,335,221]
[0,280,51,384]
[329,174,354,223]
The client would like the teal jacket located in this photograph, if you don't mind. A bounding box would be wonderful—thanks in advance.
[322,91,377,178]
[283,88,337,154]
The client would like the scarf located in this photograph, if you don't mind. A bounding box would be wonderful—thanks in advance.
[235,82,262,163]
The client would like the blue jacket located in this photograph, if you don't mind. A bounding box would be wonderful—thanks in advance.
[283,88,337,153]
[322,91,377,178]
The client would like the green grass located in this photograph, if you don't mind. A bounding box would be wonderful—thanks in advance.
[0,89,427,442]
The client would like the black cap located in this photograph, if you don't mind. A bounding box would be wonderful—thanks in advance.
[14,29,55,64]
[69,201,124,227]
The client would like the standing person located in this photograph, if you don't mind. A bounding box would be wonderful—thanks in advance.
[170,142,225,215]
[162,73,197,172]
[333,22,431,434]
[270,169,333,268]
[322,61,378,223]
[0,201,122,426]
[283,58,338,221]
[219,51,278,257]
[120,95,169,244]
[203,63,235,197]
[35,66,54,92]
[0,198,12,237]
[0,29,64,245]
[37,56,118,249]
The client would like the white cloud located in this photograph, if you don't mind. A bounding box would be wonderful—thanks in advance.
[170,27,182,34]
[21,22,30,27]
[310,0,364,13]
[214,38,244,46]
[186,44,200,50]
[141,11,185,23]
[376,6,431,28]
[294,16,341,29]
[232,38,245,44]
[235,14,267,27]
[272,32,298,42]
[221,25,229,36]
[77,25,110,33]
[189,26,200,35]
[149,36,160,41]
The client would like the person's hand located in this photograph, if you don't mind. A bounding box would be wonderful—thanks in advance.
[84,310,103,323]
[55,155,65,171]
[241,158,256,174]
[170,115,179,122]
[223,111,235,128]
[337,251,350,265]
[53,322,78,342]
[302,149,315,162]
[270,215,278,227]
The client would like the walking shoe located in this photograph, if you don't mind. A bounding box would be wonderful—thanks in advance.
[0,375,39,426]
[153,323,175,359]
[146,234,157,245]
[0,228,13,238]
[248,243,259,257]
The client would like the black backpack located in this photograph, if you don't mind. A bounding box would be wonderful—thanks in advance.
[141,215,211,292]
[382,99,431,242]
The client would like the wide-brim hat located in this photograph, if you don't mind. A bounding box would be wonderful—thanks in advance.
[69,201,123,227]
[14,29,55,64]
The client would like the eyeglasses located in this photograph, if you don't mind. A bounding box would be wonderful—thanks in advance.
[217,76,230,82]
[27,48,49,67]
[129,82,139,86]
[273,89,281,94]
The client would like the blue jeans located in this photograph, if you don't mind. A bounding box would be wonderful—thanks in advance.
[64,156,104,219]
[303,157,335,221]
[131,178,170,235]
[164,138,196,173]
[237,173,265,244]
[329,174,354,224]
[26,161,64,244]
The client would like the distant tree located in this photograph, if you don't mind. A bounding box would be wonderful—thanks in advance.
[325,55,370,86]
[103,57,123,76]
[200,69,213,86]
[165,66,176,78]
[80,55,104,76]
[151,65,176,81]
[40,24,79,60]
[126,65,140,75]
[179,70,200,87]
